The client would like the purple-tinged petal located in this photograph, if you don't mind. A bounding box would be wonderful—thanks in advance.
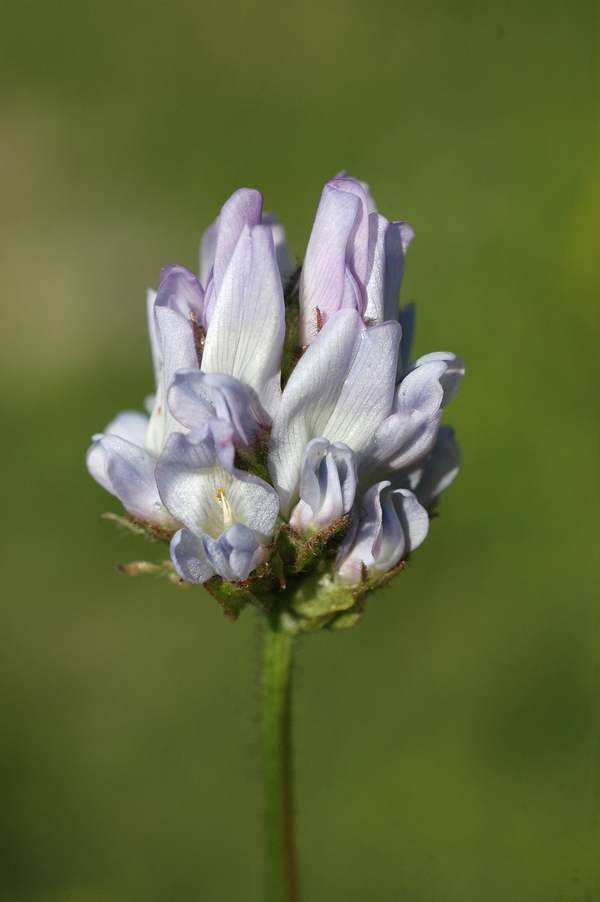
[144,300,199,458]
[156,424,278,543]
[205,373,259,446]
[336,484,428,585]
[358,359,449,480]
[382,221,413,323]
[203,188,263,326]
[336,481,403,585]
[170,528,215,584]
[156,265,204,322]
[86,438,114,495]
[202,223,285,425]
[362,214,388,324]
[394,358,447,417]
[289,438,357,534]
[326,177,372,285]
[86,435,173,526]
[200,220,218,287]
[168,369,259,446]
[333,172,379,213]
[158,418,235,483]
[202,523,261,581]
[262,212,294,280]
[146,287,160,385]
[359,409,442,483]
[362,217,415,328]
[411,425,461,509]
[269,309,400,515]
[166,369,214,432]
[104,410,149,447]
[391,489,429,552]
[299,183,363,345]
[223,472,280,545]
[404,352,465,407]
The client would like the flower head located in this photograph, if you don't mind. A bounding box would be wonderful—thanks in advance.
[87,174,464,629]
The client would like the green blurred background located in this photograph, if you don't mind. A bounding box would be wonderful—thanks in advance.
[0,1,597,899]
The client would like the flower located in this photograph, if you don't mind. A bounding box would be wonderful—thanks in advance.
[87,174,464,628]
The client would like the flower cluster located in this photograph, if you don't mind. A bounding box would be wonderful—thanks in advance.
[87,175,464,630]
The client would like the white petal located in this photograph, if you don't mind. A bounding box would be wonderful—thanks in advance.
[390,489,429,551]
[157,431,278,543]
[362,214,388,324]
[104,410,149,447]
[202,224,285,424]
[86,435,167,525]
[262,212,294,280]
[146,288,160,384]
[268,309,400,514]
[145,305,197,457]
[404,352,465,407]
[170,528,215,584]
[200,219,218,286]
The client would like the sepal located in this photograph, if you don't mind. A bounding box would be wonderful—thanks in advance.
[117,559,184,585]
[100,511,175,544]
[203,577,258,620]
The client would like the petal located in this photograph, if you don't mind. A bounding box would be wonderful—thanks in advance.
[288,438,357,534]
[389,488,429,551]
[377,494,406,569]
[394,359,447,417]
[170,528,215,584]
[413,425,461,508]
[157,418,236,495]
[336,481,400,584]
[268,309,400,514]
[326,177,371,286]
[86,438,114,495]
[104,410,149,447]
[202,523,260,581]
[202,223,285,424]
[313,453,345,526]
[146,287,160,384]
[333,172,379,213]
[382,220,412,323]
[262,212,294,280]
[362,213,388,324]
[336,483,424,585]
[200,219,218,287]
[203,188,264,325]
[168,369,258,446]
[404,351,465,407]
[358,359,452,480]
[299,183,362,345]
[86,435,170,525]
[156,426,278,542]
[166,369,214,432]
[223,471,280,544]
[156,265,204,322]
[144,301,198,458]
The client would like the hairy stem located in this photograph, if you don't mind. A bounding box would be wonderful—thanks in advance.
[261,614,299,902]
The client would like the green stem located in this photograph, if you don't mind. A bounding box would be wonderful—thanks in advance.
[261,614,299,902]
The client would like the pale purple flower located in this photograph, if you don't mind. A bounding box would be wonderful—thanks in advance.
[336,483,430,585]
[86,267,203,527]
[156,422,279,583]
[298,176,414,346]
[268,308,401,515]
[288,439,357,536]
[87,173,464,617]
[200,190,286,425]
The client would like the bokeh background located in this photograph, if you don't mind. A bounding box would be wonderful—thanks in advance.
[0,1,598,900]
